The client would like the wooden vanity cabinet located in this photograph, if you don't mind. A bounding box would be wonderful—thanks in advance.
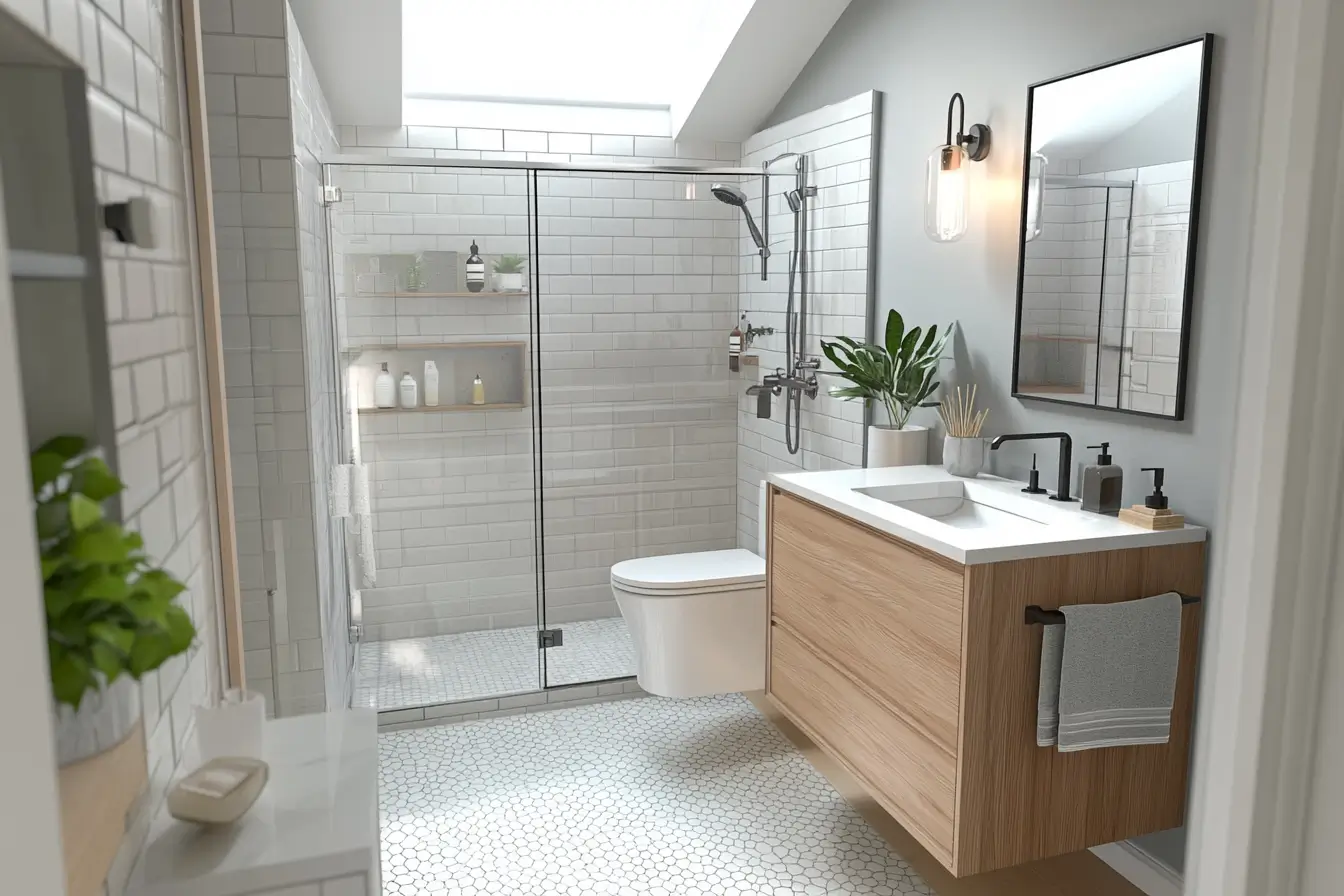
[764,487,1205,877]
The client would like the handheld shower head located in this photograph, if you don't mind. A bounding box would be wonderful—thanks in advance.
[711,183,767,251]
[785,189,803,213]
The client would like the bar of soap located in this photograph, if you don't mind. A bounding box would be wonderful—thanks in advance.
[167,757,269,825]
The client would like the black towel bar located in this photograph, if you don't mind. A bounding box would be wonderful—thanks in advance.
[1024,593,1201,626]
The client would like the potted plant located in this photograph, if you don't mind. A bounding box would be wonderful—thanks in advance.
[492,254,527,292]
[821,310,952,467]
[34,435,195,765]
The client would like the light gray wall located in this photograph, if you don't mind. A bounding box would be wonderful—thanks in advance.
[769,0,1261,872]
[1081,81,1202,175]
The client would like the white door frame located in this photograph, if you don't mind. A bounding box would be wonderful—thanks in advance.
[1184,0,1344,892]
[0,167,68,894]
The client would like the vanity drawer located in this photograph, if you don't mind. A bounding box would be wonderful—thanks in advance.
[769,490,964,755]
[769,623,956,862]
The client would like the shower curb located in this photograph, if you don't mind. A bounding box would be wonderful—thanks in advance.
[375,678,647,731]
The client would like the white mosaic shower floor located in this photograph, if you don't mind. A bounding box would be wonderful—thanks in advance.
[378,693,935,896]
[355,617,636,711]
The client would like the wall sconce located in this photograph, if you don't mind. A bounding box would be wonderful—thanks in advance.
[925,93,992,242]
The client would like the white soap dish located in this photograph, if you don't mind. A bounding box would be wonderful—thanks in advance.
[167,757,269,825]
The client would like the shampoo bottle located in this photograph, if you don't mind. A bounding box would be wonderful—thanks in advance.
[471,374,485,406]
[399,371,418,409]
[1081,442,1124,514]
[374,362,395,408]
[424,360,439,407]
[466,240,485,293]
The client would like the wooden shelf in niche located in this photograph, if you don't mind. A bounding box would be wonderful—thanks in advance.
[356,290,529,298]
[347,341,527,412]
[358,402,525,414]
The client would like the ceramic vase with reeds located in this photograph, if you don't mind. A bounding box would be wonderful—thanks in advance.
[938,385,989,477]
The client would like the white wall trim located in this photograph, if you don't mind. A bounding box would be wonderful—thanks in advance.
[1184,0,1344,893]
[1092,842,1183,896]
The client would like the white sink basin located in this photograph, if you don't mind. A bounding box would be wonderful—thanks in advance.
[770,466,1205,565]
[855,479,1085,531]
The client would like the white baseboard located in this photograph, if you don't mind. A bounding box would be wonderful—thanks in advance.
[1091,841,1183,896]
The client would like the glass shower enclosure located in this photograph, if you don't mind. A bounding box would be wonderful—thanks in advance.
[323,158,744,713]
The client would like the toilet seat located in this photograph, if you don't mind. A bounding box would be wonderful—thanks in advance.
[611,549,765,595]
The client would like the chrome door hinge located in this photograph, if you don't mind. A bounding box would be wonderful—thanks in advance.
[538,628,563,649]
[323,185,343,205]
[348,623,363,642]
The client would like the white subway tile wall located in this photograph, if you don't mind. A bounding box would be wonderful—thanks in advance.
[735,92,877,549]
[0,0,224,892]
[202,0,337,716]
[332,125,743,641]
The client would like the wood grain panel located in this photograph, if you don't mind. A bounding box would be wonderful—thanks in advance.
[749,693,1147,896]
[769,622,957,862]
[770,490,964,754]
[59,724,147,896]
[953,542,1205,875]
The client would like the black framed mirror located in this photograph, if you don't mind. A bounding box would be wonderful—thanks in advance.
[1011,35,1213,420]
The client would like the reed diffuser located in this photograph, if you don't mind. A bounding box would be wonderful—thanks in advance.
[938,385,989,477]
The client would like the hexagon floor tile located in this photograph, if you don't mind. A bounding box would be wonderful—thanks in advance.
[356,617,637,711]
[379,693,936,895]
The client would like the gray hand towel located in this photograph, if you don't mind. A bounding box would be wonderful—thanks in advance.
[1036,624,1064,747]
[1055,592,1183,752]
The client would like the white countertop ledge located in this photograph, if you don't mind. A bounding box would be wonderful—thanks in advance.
[769,466,1207,565]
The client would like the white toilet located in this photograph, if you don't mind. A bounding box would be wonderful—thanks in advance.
[611,549,767,698]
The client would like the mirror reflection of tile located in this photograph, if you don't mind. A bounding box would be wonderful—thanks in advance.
[1016,38,1207,418]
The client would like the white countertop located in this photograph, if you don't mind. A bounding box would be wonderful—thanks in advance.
[127,709,379,896]
[769,465,1206,565]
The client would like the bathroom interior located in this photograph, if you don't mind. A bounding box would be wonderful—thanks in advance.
[1,0,1267,894]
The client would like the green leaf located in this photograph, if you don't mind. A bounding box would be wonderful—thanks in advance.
[35,502,67,540]
[68,493,102,531]
[71,524,133,565]
[31,451,66,492]
[884,310,905,358]
[71,457,124,501]
[90,622,135,654]
[38,435,87,461]
[90,642,125,683]
[50,650,93,709]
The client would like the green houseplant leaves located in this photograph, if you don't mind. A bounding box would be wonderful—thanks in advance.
[821,310,953,430]
[33,435,196,709]
[492,254,527,274]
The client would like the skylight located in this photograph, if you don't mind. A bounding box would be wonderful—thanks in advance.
[403,0,719,109]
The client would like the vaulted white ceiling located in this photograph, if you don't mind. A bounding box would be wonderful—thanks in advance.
[291,0,854,139]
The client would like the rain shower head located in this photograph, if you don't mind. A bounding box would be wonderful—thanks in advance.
[711,183,767,251]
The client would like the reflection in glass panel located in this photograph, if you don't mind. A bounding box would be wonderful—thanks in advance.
[1014,38,1208,418]
[326,164,543,712]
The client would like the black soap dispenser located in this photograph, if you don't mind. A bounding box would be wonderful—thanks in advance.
[1081,442,1124,515]
[465,239,485,293]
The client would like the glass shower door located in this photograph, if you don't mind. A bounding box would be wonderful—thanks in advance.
[325,162,543,711]
[532,169,741,688]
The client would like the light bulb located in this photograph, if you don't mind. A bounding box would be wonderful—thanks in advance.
[925,144,969,242]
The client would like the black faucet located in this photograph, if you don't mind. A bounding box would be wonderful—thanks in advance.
[989,432,1076,502]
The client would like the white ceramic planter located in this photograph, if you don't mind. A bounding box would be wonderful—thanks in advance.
[495,272,524,292]
[54,674,140,766]
[867,424,929,467]
[943,435,988,477]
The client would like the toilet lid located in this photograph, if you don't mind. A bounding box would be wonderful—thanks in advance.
[611,549,766,592]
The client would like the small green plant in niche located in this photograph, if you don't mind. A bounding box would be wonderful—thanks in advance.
[34,435,195,709]
[492,254,527,274]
